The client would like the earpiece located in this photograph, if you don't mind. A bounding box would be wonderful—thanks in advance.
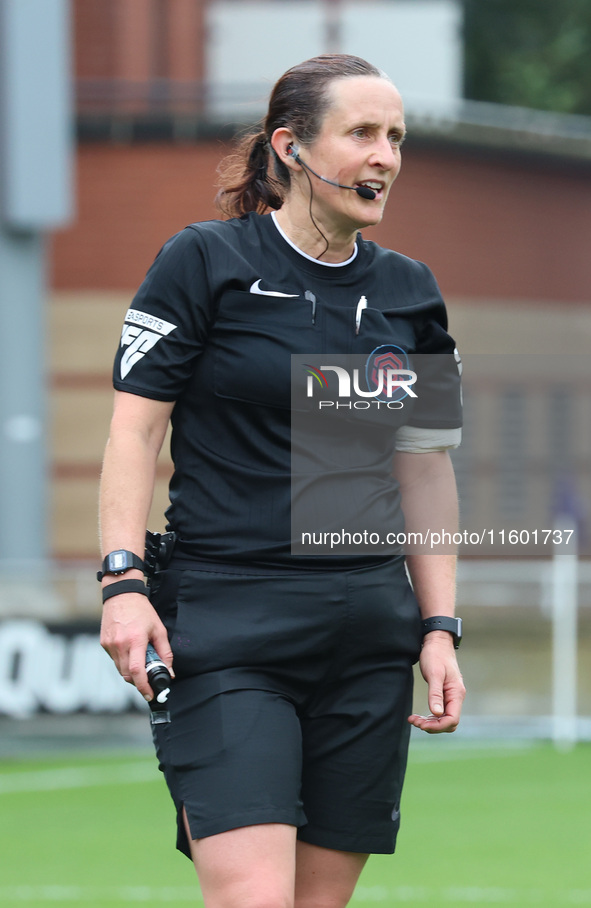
[287,144,300,160]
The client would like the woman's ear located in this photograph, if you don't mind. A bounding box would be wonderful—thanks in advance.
[271,128,300,169]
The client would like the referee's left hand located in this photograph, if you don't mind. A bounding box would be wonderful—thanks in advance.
[408,632,465,733]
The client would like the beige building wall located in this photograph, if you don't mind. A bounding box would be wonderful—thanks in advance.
[50,293,173,560]
[50,291,591,560]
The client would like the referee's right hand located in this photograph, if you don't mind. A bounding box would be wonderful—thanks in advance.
[100,593,175,701]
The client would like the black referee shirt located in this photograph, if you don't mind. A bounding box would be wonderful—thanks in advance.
[113,212,462,569]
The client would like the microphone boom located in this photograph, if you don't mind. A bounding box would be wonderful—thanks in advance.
[290,149,377,200]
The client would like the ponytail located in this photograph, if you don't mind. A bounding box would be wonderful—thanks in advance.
[216,130,284,218]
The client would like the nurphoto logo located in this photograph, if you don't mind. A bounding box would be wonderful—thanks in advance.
[304,345,417,410]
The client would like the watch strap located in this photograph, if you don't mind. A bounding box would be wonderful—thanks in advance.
[102,579,149,603]
[421,616,462,649]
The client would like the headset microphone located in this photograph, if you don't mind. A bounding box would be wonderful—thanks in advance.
[288,146,377,201]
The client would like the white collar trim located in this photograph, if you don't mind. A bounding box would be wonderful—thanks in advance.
[271,211,358,267]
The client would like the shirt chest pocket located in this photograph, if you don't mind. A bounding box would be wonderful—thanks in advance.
[351,307,417,353]
[211,290,316,409]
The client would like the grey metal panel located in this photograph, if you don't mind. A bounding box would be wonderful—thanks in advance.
[0,0,74,229]
[0,228,49,567]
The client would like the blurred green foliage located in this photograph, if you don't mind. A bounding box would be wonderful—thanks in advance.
[464,0,591,115]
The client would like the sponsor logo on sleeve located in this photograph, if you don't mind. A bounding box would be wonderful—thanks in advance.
[119,308,177,379]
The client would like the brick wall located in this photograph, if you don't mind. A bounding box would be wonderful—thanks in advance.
[48,140,591,558]
[52,141,591,300]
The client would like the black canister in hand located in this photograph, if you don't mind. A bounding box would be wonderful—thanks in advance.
[145,643,173,724]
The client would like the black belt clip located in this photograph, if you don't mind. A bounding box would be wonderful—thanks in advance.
[144,529,176,588]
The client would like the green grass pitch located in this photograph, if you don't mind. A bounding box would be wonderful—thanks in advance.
[0,740,589,907]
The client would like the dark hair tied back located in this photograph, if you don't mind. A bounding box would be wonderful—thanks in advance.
[216,54,385,218]
[215,130,282,217]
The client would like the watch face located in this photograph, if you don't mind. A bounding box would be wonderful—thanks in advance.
[108,550,129,572]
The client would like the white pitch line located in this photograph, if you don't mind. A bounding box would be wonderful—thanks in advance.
[0,885,590,904]
[0,886,202,903]
[352,887,591,904]
[0,761,159,794]
[409,743,536,764]
[0,747,528,795]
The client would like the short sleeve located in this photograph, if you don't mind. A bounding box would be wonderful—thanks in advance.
[406,262,463,430]
[112,228,214,401]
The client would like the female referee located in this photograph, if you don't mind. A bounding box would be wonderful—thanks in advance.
[99,54,465,908]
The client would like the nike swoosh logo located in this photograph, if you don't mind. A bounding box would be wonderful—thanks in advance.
[250,279,299,298]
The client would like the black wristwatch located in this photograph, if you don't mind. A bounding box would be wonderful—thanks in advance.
[421,616,462,649]
[97,550,145,582]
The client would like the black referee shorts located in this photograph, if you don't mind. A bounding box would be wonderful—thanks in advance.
[149,557,422,858]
